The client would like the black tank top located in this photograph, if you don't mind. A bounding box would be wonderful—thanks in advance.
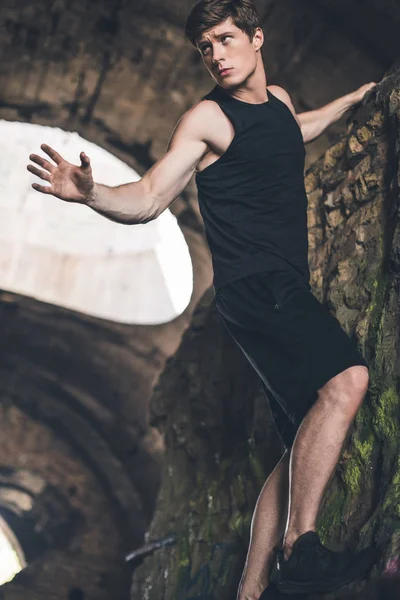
[196,85,311,292]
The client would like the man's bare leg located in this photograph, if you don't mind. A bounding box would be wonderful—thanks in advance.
[237,365,368,599]
[237,449,290,600]
[283,365,369,560]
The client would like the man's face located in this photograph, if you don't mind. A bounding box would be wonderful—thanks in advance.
[197,17,263,88]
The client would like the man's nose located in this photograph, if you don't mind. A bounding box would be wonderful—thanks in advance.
[213,52,225,68]
[212,48,226,65]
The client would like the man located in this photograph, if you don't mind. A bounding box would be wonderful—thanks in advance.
[27,1,378,598]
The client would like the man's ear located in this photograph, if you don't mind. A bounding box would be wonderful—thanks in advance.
[253,27,264,51]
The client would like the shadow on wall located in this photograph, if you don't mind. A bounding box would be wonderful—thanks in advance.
[68,589,85,600]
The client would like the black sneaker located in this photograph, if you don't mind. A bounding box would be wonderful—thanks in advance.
[269,530,377,594]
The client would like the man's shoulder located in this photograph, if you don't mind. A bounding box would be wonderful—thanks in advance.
[267,85,292,106]
[179,94,224,134]
[267,85,299,123]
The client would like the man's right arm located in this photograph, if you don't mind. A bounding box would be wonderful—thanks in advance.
[86,103,211,224]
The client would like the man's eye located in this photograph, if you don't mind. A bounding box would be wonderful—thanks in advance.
[221,36,231,43]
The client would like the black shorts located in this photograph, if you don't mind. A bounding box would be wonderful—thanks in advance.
[214,268,368,449]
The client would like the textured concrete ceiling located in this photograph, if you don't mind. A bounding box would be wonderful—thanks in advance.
[313,0,400,62]
[1,0,394,172]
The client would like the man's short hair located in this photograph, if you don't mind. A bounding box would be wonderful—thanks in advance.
[184,0,262,49]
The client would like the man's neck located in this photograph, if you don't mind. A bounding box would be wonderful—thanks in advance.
[221,67,268,104]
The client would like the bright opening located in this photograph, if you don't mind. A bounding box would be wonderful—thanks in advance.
[0,121,194,324]
[0,515,26,585]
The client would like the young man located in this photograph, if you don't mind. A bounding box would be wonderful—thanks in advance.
[27,1,378,598]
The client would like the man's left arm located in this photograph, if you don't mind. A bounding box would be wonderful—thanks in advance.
[268,83,377,144]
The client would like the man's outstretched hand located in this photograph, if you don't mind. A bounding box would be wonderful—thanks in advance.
[351,82,377,105]
[27,144,94,203]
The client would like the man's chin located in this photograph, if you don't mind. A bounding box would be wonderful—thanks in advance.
[210,72,236,86]
[215,78,238,89]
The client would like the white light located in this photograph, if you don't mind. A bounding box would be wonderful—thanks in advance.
[0,121,194,324]
[0,516,25,585]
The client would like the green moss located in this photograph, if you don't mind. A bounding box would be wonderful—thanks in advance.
[337,425,375,498]
[342,457,362,496]
[231,473,247,506]
[317,487,346,544]
[365,256,398,440]
[177,533,191,568]
[354,401,370,426]
[382,456,400,514]
[228,509,252,539]
[369,278,387,334]
[199,480,221,542]
[392,458,400,486]
[372,387,399,440]
[353,431,375,464]
[229,511,244,536]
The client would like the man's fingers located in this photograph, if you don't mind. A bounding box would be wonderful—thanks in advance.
[40,143,63,165]
[27,164,51,182]
[29,153,55,173]
[31,183,53,194]
[80,152,91,167]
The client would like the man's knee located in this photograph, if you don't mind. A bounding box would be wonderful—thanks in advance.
[318,365,369,408]
[346,365,369,395]
[358,365,369,392]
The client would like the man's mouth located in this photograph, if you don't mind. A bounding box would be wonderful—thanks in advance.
[218,68,232,77]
